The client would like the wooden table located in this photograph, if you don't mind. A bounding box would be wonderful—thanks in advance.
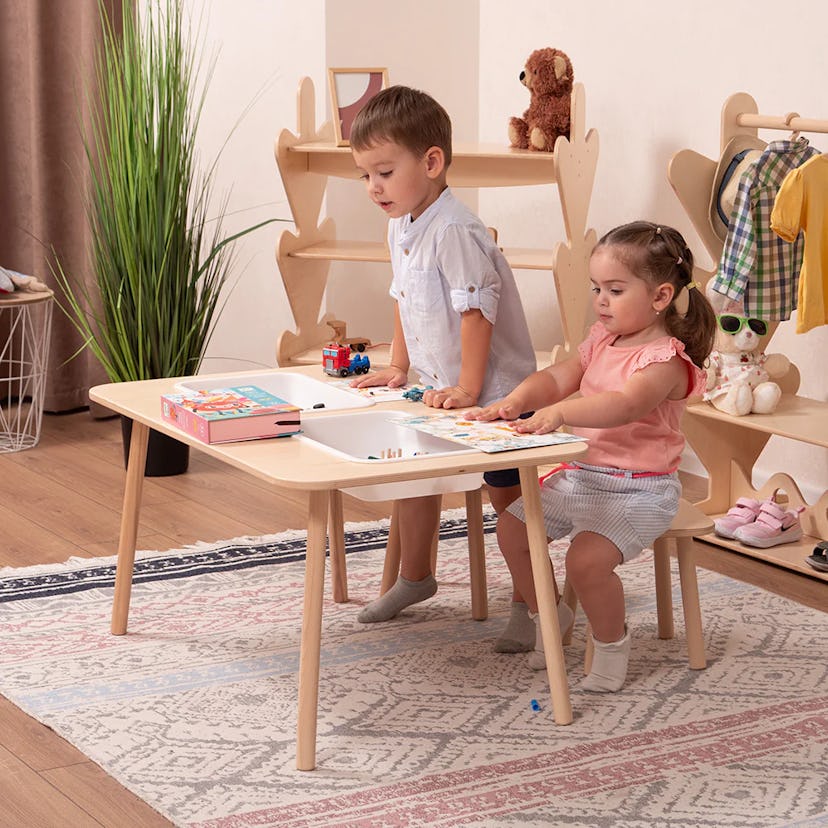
[90,368,588,770]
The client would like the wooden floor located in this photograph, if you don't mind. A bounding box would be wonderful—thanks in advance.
[0,410,707,826]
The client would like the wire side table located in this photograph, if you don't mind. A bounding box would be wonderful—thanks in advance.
[0,289,54,452]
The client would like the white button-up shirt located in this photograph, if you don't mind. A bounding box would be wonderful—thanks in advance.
[388,188,535,406]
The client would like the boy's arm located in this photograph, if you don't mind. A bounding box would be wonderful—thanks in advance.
[351,303,410,388]
[469,356,584,420]
[422,308,491,409]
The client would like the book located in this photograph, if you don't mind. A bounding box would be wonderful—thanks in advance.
[161,385,301,444]
[393,413,588,453]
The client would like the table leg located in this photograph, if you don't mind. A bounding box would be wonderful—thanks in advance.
[518,465,572,725]
[328,490,348,603]
[296,488,329,771]
[111,420,149,636]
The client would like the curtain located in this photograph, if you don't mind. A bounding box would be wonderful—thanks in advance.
[0,0,122,412]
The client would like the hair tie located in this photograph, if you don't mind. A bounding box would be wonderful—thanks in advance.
[687,280,699,290]
[655,226,662,235]
[676,256,683,265]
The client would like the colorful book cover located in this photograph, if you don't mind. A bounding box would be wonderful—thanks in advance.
[394,413,588,453]
[160,385,301,444]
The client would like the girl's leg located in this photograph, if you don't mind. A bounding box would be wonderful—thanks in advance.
[489,486,536,652]
[357,494,441,623]
[565,532,630,692]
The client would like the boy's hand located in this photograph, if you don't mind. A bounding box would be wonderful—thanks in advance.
[467,397,523,421]
[422,385,477,409]
[512,405,564,434]
[350,366,408,389]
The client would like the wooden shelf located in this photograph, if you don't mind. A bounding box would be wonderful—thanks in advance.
[287,241,556,271]
[289,141,558,187]
[686,395,828,449]
[670,91,827,617]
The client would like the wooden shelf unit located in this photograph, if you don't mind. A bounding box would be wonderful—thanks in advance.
[669,92,828,612]
[273,76,599,369]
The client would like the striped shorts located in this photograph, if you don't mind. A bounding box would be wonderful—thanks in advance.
[506,462,681,562]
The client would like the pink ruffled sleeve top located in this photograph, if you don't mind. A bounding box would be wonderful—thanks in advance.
[573,322,707,473]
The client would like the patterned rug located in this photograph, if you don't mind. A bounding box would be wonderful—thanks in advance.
[1,510,826,828]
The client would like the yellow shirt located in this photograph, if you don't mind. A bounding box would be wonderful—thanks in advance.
[771,154,828,333]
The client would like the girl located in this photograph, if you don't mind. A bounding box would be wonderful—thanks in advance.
[470,221,716,692]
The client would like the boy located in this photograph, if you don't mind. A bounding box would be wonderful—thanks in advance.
[349,85,536,629]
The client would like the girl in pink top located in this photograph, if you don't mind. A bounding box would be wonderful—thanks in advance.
[470,221,716,692]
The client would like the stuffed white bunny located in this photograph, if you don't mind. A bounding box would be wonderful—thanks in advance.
[703,283,791,416]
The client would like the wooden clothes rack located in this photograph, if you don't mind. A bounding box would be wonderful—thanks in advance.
[668,92,828,613]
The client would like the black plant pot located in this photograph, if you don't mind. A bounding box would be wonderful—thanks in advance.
[120,416,190,477]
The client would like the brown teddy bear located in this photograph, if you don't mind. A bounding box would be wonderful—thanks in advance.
[508,48,574,152]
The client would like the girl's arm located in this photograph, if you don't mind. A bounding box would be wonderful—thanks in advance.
[351,303,410,388]
[469,355,585,421]
[515,357,688,434]
[423,308,491,409]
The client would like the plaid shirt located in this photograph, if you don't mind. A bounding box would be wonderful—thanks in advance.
[712,138,819,320]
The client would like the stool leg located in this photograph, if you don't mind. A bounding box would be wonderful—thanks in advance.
[429,495,442,575]
[653,536,675,640]
[328,490,348,603]
[380,501,402,595]
[561,578,578,646]
[676,537,706,669]
[465,488,488,620]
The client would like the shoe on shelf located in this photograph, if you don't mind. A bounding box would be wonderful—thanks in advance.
[714,497,762,539]
[733,499,805,548]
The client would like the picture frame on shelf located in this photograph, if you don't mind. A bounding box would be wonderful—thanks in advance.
[328,67,389,146]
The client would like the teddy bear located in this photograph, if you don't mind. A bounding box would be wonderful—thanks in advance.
[508,48,573,152]
[703,283,791,416]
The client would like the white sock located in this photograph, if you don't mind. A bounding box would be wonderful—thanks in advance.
[527,602,575,670]
[357,574,438,623]
[493,601,535,653]
[581,626,631,692]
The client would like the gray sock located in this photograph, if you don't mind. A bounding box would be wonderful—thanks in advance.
[528,602,575,670]
[357,574,438,623]
[493,601,535,652]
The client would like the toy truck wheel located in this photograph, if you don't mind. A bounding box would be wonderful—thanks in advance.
[339,368,349,378]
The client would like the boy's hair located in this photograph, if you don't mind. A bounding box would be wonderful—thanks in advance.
[594,221,716,368]
[350,85,453,166]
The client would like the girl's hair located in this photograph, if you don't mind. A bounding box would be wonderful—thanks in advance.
[594,221,716,367]
[350,85,453,166]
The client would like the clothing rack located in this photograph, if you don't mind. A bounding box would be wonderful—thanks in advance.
[721,92,828,143]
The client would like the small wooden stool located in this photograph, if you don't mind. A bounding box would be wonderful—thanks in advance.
[561,498,713,673]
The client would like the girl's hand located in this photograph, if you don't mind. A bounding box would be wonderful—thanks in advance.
[351,365,408,389]
[513,405,564,434]
[422,385,477,409]
[467,397,523,421]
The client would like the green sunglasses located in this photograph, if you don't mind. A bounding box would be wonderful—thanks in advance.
[716,314,768,337]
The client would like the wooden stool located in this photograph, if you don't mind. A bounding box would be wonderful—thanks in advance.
[561,498,713,673]
[327,487,489,620]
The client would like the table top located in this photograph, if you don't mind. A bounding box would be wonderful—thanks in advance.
[90,366,588,491]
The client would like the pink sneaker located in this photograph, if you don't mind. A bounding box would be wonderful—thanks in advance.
[733,499,804,548]
[714,497,762,539]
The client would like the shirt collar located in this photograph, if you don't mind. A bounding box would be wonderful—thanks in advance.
[399,187,453,240]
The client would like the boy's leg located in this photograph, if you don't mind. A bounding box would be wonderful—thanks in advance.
[488,481,536,652]
[357,494,441,623]
[565,532,630,692]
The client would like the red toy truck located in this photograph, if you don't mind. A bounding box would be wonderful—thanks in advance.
[322,344,371,377]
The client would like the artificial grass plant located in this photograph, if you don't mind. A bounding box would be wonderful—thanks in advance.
[54,0,273,382]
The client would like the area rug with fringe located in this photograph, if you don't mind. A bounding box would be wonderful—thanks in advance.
[1,509,826,828]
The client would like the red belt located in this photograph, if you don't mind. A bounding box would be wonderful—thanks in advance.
[538,462,673,486]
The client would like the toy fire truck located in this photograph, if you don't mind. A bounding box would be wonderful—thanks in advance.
[322,344,371,378]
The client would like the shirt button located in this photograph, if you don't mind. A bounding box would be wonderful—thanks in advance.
[404,248,410,255]
[468,285,476,293]
[433,373,438,379]
[400,290,405,298]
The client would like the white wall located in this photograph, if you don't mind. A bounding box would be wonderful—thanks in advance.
[189,0,827,498]
[174,0,326,374]
[324,0,479,347]
[477,0,828,498]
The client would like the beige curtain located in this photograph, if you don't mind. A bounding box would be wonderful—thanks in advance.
[0,0,122,412]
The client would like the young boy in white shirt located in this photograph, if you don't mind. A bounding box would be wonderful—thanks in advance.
[349,85,536,629]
